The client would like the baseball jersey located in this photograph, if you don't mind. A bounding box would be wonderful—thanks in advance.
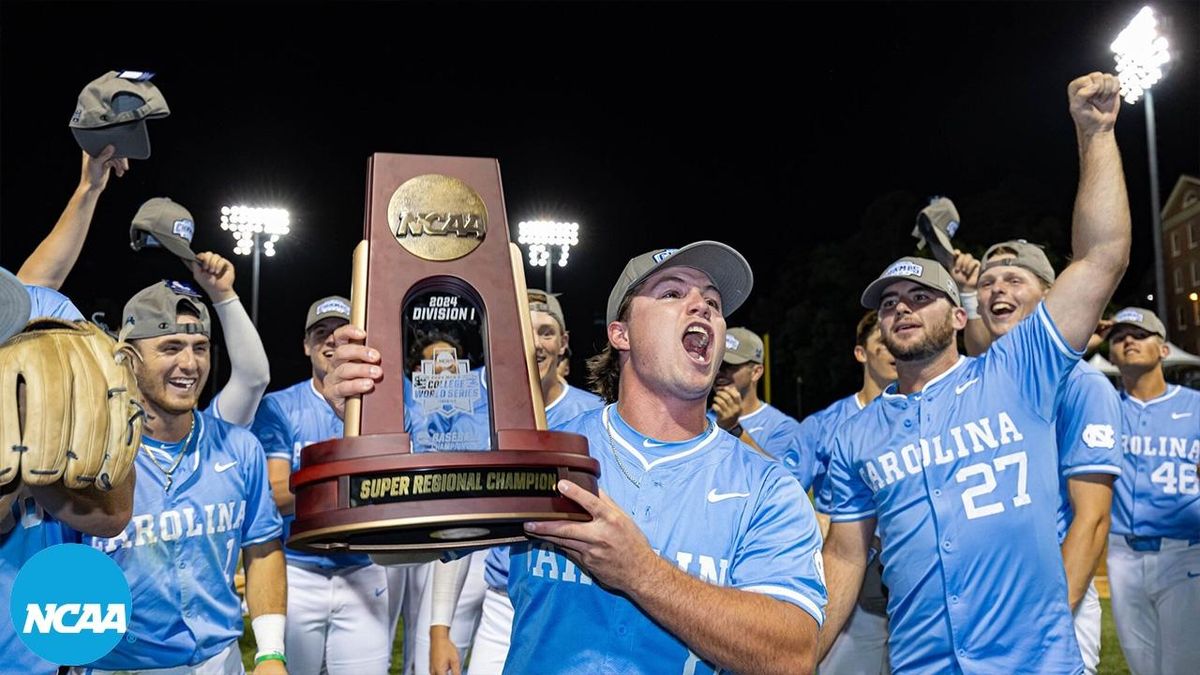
[1052,362,1123,541]
[483,383,604,589]
[738,401,807,473]
[505,404,826,674]
[252,379,371,569]
[81,410,283,670]
[799,393,866,498]
[823,302,1084,674]
[1,287,86,675]
[1111,384,1200,539]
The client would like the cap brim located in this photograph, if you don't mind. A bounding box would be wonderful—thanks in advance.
[630,241,754,319]
[72,121,151,160]
[722,353,754,365]
[157,234,198,262]
[917,220,957,270]
[1109,320,1165,339]
[861,274,953,309]
[0,268,31,342]
[306,313,351,331]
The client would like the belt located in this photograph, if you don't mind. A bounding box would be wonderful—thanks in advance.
[1124,535,1200,552]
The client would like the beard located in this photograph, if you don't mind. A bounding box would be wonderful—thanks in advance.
[882,311,957,363]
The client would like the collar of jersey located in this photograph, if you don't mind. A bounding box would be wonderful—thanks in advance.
[141,410,204,468]
[881,355,967,401]
[603,404,720,472]
[308,378,326,404]
[1122,383,1181,408]
[739,401,768,422]
[545,381,570,412]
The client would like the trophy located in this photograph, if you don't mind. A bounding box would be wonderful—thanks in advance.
[289,154,600,555]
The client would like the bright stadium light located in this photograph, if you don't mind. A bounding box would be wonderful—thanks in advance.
[517,220,580,292]
[1112,5,1173,328]
[220,205,290,324]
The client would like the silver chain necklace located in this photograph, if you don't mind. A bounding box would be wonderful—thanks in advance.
[604,419,643,489]
[142,413,196,492]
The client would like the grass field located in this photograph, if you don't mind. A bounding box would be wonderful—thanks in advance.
[240,597,1133,674]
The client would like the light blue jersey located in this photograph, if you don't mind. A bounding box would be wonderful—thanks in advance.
[1111,384,1200,540]
[81,410,283,670]
[1,287,85,674]
[252,379,371,569]
[1053,362,1123,541]
[505,405,826,674]
[483,384,603,589]
[822,303,1084,674]
[798,393,866,498]
[738,401,806,473]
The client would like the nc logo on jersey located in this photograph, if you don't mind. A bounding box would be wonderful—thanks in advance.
[1081,424,1116,450]
[9,544,131,665]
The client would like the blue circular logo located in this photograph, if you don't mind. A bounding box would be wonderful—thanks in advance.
[9,543,131,665]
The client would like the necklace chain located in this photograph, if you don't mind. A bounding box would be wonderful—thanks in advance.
[143,413,196,492]
[604,418,643,489]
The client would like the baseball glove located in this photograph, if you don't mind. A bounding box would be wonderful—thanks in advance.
[0,318,144,491]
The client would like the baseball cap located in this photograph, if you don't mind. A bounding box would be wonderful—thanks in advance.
[527,289,565,330]
[981,240,1056,285]
[130,197,197,262]
[305,296,351,331]
[1,267,32,343]
[723,327,764,365]
[911,197,960,271]
[119,280,211,341]
[605,241,753,324]
[69,71,170,160]
[861,256,962,309]
[1109,307,1166,339]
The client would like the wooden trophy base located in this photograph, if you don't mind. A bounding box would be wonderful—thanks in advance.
[288,429,600,553]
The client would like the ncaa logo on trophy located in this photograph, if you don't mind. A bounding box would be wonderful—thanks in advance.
[289,154,599,558]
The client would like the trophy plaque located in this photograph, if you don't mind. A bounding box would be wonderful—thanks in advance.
[289,154,600,554]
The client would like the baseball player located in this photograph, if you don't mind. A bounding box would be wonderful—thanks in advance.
[963,240,1122,673]
[251,296,390,675]
[75,281,286,674]
[710,327,803,462]
[324,241,828,673]
[802,310,896,674]
[425,289,604,675]
[819,72,1129,673]
[1104,308,1200,675]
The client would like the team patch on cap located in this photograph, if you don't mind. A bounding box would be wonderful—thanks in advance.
[884,261,924,278]
[317,299,350,315]
[172,219,194,242]
[726,334,740,350]
[1115,309,1144,324]
[165,280,201,297]
[652,249,678,264]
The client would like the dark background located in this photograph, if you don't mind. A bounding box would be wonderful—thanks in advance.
[2,1,1197,416]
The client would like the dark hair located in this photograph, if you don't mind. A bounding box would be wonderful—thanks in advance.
[586,292,635,404]
[855,310,880,347]
[406,329,466,373]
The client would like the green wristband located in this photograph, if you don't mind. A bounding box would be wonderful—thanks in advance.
[255,651,287,666]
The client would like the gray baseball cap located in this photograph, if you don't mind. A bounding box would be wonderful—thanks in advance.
[1,267,31,343]
[527,289,565,330]
[119,280,211,341]
[605,241,753,324]
[1109,307,1166,339]
[69,71,170,160]
[861,256,962,309]
[130,197,197,262]
[981,240,1056,285]
[305,296,351,332]
[911,197,960,271]
[723,327,764,365]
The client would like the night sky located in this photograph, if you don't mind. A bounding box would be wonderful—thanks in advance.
[2,1,1197,414]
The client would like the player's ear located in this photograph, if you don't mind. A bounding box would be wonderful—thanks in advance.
[1159,339,1170,360]
[608,321,631,352]
[751,364,764,382]
[559,330,570,357]
[951,306,968,330]
[853,345,868,365]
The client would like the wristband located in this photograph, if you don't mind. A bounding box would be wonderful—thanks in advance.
[960,291,980,320]
[727,423,744,438]
[251,613,286,658]
[255,652,287,666]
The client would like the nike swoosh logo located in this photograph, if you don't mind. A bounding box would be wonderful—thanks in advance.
[748,427,765,433]
[1188,572,1200,579]
[707,489,751,503]
[215,461,238,473]
[375,587,387,597]
[643,439,667,448]
[1172,412,1193,420]
[954,379,979,395]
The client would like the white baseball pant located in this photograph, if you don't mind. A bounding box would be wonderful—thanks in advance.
[1073,580,1102,675]
[1107,534,1200,675]
[465,586,515,675]
[414,551,488,675]
[285,562,390,675]
[817,605,889,675]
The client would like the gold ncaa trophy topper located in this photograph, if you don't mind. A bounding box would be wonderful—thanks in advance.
[289,154,599,555]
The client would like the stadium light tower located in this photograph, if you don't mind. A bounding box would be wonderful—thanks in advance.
[1112,5,1172,325]
[517,220,579,293]
[220,205,290,325]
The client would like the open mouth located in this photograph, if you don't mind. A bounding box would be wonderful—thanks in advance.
[989,301,1017,319]
[322,348,335,359]
[682,323,713,363]
[168,377,197,394]
[893,321,921,336]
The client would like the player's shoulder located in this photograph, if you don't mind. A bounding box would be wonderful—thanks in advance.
[200,408,264,457]
[553,405,604,435]
[1063,360,1119,395]
[1170,384,1200,405]
[263,379,314,408]
[564,384,604,407]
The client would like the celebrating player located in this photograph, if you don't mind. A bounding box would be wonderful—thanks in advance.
[819,72,1130,673]
[709,327,803,460]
